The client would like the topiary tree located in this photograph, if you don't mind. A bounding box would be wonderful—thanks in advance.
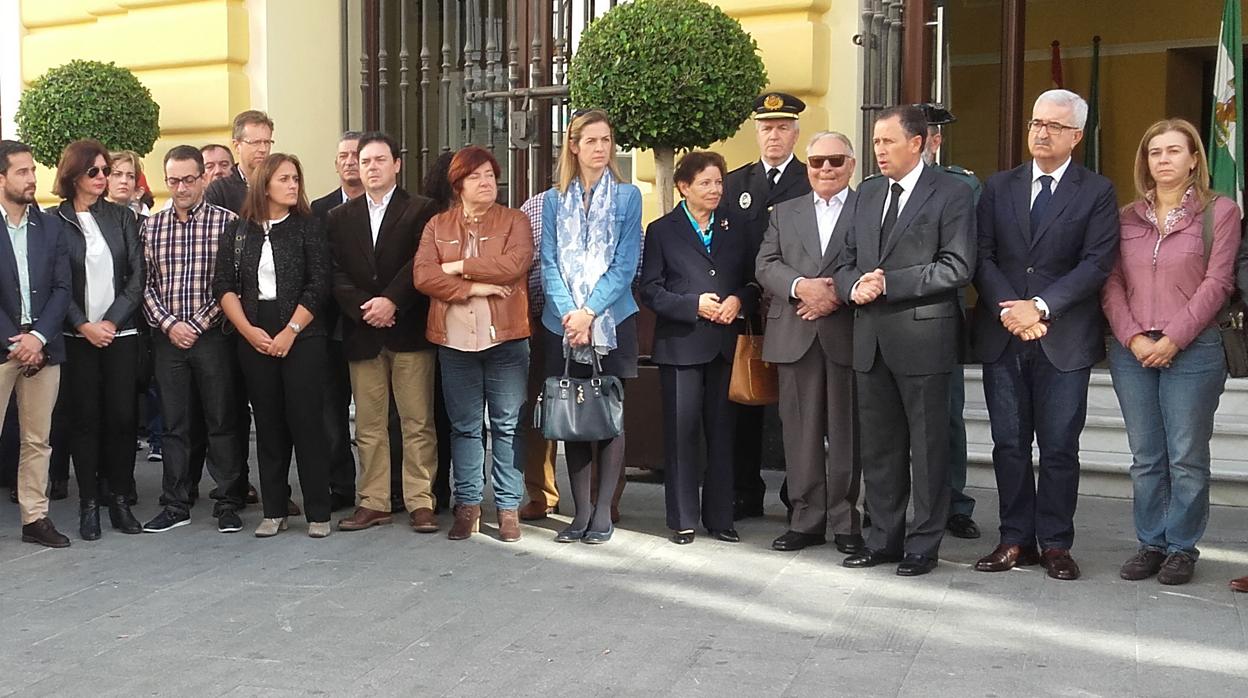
[570,0,766,212]
[15,60,160,167]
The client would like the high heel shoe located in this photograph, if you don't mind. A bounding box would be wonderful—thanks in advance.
[107,495,142,534]
[254,517,288,538]
[448,504,481,540]
[582,525,614,545]
[307,521,331,538]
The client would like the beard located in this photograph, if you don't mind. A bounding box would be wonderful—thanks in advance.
[3,186,35,206]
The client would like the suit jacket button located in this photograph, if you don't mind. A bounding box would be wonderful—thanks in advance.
[708,269,716,277]
[1026,266,1034,274]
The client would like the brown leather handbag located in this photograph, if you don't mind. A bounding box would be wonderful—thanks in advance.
[728,324,778,405]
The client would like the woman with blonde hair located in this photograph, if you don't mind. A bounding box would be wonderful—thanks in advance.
[539,109,642,544]
[1102,118,1241,585]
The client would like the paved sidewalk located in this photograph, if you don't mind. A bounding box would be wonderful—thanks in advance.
[1,461,1246,697]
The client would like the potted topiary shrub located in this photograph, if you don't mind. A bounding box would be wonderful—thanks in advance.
[15,59,160,166]
[569,0,767,212]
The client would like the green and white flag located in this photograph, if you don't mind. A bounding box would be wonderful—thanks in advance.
[1210,0,1243,209]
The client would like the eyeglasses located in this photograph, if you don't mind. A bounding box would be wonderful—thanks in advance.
[86,166,113,179]
[1027,120,1079,136]
[808,154,848,169]
[239,139,276,147]
[165,174,202,188]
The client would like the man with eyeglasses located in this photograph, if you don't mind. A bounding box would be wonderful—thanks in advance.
[971,89,1119,581]
[723,92,812,522]
[140,145,247,534]
[757,131,864,555]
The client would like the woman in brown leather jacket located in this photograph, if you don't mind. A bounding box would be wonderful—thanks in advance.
[414,146,533,542]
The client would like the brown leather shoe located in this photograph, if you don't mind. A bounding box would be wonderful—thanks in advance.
[448,504,481,540]
[409,507,438,533]
[497,508,521,542]
[974,543,1041,572]
[337,506,392,531]
[1040,548,1081,580]
[1230,575,1248,592]
[21,517,71,548]
[518,500,556,521]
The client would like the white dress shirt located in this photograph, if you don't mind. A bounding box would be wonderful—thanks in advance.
[257,214,288,301]
[367,186,397,245]
[762,152,796,182]
[790,188,849,299]
[76,212,116,324]
[880,160,925,224]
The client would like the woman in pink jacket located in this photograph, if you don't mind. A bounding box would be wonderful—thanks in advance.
[1101,118,1241,586]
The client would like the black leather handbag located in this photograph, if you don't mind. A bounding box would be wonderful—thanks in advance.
[535,352,624,442]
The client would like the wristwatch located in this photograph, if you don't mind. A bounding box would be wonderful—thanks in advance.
[288,322,303,335]
[581,307,596,318]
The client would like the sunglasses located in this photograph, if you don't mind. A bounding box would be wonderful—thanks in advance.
[86,166,113,179]
[808,155,848,169]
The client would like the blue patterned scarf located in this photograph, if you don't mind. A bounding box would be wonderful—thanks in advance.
[555,170,618,363]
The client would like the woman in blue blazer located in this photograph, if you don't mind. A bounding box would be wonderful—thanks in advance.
[540,109,642,544]
[639,151,760,545]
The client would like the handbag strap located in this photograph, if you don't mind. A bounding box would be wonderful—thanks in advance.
[1197,198,1239,325]
[561,348,603,379]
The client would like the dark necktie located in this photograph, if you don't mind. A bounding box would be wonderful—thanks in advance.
[1031,174,1054,233]
[767,167,780,188]
[881,182,904,249]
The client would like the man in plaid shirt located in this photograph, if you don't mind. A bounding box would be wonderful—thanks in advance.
[140,145,246,534]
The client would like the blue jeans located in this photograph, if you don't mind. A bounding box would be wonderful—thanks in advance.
[438,339,529,510]
[1109,327,1225,558]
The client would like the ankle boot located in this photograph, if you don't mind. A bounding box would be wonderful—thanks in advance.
[448,504,481,540]
[497,508,521,542]
[108,494,142,534]
[79,499,101,541]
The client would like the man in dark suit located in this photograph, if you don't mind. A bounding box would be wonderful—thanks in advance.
[972,90,1119,581]
[326,131,440,533]
[312,131,364,512]
[833,105,976,577]
[723,92,812,520]
[756,131,863,554]
[0,140,73,547]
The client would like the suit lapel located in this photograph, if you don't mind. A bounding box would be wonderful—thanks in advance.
[350,199,377,273]
[820,188,856,271]
[671,206,715,263]
[790,195,823,265]
[880,166,936,260]
[0,210,25,322]
[1029,164,1083,250]
[860,181,888,267]
[25,210,45,308]
[769,159,808,204]
[1012,165,1033,244]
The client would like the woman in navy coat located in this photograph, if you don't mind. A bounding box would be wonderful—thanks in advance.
[640,151,760,545]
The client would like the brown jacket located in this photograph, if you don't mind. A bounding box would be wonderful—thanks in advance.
[413,203,534,346]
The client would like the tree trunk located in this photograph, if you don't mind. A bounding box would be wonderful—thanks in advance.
[653,145,676,214]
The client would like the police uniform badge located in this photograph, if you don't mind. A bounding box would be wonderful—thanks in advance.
[738,192,752,209]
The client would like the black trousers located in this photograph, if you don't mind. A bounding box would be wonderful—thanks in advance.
[659,357,735,532]
[64,334,139,500]
[857,349,951,559]
[237,302,331,522]
[0,394,17,487]
[324,338,356,499]
[153,326,244,514]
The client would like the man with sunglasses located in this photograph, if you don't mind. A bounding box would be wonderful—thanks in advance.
[723,92,812,521]
[971,89,1118,581]
[140,145,247,534]
[757,131,863,554]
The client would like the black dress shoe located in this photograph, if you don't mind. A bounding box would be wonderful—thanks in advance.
[946,513,981,539]
[896,554,938,576]
[772,530,826,551]
[834,533,865,555]
[330,492,356,512]
[670,530,696,545]
[733,499,764,520]
[708,528,740,543]
[49,479,69,501]
[79,499,101,541]
[843,548,903,568]
[107,495,143,534]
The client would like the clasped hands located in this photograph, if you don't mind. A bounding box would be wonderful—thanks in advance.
[850,269,885,306]
[697,293,743,325]
[999,299,1047,342]
[1127,333,1178,369]
[6,332,44,367]
[794,278,841,321]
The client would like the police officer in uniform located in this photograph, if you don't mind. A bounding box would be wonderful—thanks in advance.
[917,102,982,540]
[724,92,812,519]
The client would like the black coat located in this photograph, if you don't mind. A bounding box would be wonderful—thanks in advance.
[211,213,331,340]
[326,187,437,360]
[204,165,249,215]
[723,158,812,254]
[51,199,145,333]
[311,188,349,223]
[639,203,760,366]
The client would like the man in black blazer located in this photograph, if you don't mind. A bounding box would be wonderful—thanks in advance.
[972,90,1119,581]
[833,106,976,576]
[311,131,364,512]
[723,92,812,520]
[756,131,863,554]
[326,131,439,533]
[0,140,73,547]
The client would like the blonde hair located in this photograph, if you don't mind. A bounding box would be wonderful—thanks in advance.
[109,150,143,178]
[555,109,623,193]
[1133,118,1214,209]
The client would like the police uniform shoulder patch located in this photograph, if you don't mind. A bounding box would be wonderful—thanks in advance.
[738,192,752,209]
